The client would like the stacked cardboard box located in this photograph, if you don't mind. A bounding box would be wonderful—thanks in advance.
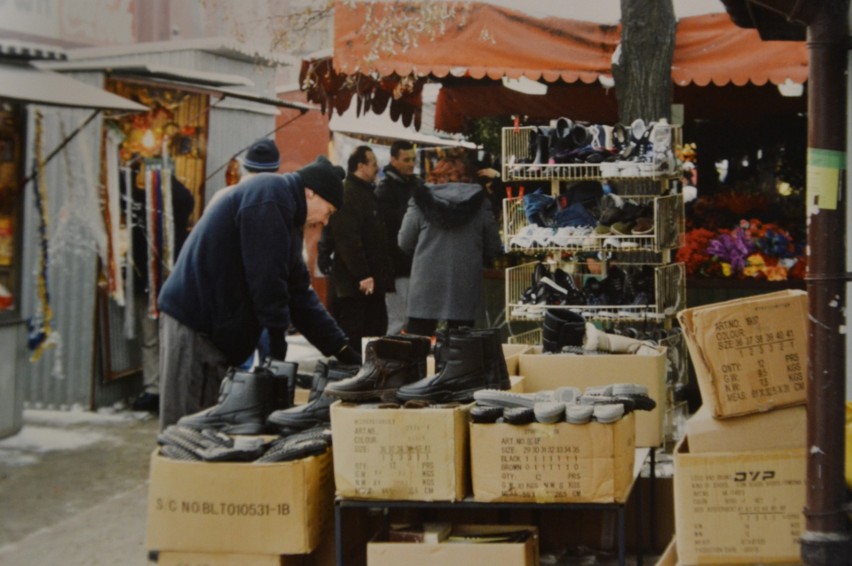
[470,413,636,503]
[675,291,808,565]
[146,447,335,564]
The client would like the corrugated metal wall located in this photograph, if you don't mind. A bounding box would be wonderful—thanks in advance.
[19,101,106,409]
[17,58,278,409]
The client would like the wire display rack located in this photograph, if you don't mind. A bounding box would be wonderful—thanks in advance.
[501,125,683,183]
[505,261,686,323]
[502,193,684,254]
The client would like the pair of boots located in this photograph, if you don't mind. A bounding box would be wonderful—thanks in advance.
[177,358,299,435]
[322,329,510,404]
[267,360,359,433]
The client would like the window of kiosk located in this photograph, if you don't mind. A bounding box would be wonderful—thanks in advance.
[0,104,23,322]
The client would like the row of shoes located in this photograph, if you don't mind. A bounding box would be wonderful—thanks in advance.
[175,358,359,436]
[174,329,512,437]
[157,423,332,463]
[470,383,656,425]
[508,225,654,251]
[509,117,676,172]
[513,263,656,319]
[324,328,510,404]
[512,189,656,250]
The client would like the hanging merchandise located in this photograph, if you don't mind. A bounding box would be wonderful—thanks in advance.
[144,166,162,318]
[104,125,125,306]
[123,165,136,339]
[143,163,176,318]
[27,110,57,363]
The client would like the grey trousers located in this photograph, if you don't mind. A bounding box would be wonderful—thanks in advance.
[135,295,160,393]
[385,276,410,335]
[158,313,228,430]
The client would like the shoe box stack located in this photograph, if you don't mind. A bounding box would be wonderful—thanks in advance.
[673,290,808,565]
[145,439,336,565]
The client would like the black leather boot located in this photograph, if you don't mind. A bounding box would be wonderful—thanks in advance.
[263,358,299,408]
[177,366,284,434]
[323,337,428,402]
[396,333,486,403]
[389,334,432,380]
[464,328,510,390]
[267,361,336,432]
[542,309,586,353]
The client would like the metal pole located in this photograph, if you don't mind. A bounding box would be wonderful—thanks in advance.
[801,1,852,564]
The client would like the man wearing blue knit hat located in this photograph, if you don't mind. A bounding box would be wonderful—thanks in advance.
[157,154,361,429]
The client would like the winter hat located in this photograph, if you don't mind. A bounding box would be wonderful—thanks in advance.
[297,155,346,210]
[241,138,280,172]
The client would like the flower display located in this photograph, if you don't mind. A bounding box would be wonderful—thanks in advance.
[677,219,805,280]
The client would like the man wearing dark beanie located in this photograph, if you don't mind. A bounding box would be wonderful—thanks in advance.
[156,154,360,429]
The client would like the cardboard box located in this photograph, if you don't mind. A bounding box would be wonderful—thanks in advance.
[677,290,808,418]
[331,402,470,501]
[656,538,678,566]
[367,525,539,566]
[674,437,805,565]
[518,347,666,447]
[470,413,635,503]
[686,404,807,453]
[502,343,531,376]
[146,449,333,555]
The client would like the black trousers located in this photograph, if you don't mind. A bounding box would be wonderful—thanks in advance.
[405,317,474,338]
[335,293,389,350]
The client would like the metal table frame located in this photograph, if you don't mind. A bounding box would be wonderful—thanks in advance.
[334,447,654,566]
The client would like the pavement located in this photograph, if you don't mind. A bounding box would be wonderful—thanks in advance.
[0,336,324,566]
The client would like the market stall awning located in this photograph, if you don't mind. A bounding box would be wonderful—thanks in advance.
[39,61,315,114]
[303,1,808,132]
[332,2,807,87]
[0,63,147,111]
[37,61,255,87]
[333,1,619,84]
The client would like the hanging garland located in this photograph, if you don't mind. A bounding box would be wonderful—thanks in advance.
[27,111,56,362]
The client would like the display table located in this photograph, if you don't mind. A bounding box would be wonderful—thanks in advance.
[334,447,653,566]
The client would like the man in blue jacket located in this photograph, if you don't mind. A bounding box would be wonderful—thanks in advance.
[157,155,360,428]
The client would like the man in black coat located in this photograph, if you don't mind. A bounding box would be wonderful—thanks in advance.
[156,155,360,428]
[330,145,393,350]
[375,140,419,334]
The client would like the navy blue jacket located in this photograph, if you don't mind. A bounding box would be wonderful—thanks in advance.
[158,172,347,364]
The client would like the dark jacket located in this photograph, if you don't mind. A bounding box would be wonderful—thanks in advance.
[399,183,502,321]
[157,172,347,365]
[330,175,394,298]
[375,165,420,278]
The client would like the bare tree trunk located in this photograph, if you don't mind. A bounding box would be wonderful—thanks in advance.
[612,0,676,123]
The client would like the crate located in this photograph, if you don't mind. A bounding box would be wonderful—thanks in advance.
[506,261,685,323]
[502,193,684,253]
[501,124,682,182]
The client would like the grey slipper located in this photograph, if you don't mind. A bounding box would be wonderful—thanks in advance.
[583,384,613,397]
[593,403,625,424]
[566,404,594,424]
[612,383,648,396]
[534,402,566,424]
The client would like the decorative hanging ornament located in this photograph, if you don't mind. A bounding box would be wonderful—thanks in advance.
[28,111,57,362]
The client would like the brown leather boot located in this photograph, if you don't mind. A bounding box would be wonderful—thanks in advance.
[323,336,429,403]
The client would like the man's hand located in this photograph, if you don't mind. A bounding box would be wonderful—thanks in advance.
[359,276,375,295]
[335,344,362,366]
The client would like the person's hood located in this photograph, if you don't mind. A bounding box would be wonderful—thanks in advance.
[413,182,485,228]
[382,164,414,183]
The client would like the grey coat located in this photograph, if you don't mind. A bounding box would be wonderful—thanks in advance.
[398,183,502,321]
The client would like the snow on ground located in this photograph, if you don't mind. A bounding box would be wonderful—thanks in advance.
[0,408,150,467]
